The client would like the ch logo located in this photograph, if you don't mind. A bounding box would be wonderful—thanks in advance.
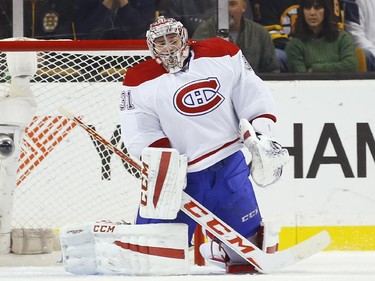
[173,77,224,116]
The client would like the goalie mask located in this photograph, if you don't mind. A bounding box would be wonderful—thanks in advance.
[146,16,190,73]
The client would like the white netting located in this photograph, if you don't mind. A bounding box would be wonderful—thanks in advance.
[0,44,150,229]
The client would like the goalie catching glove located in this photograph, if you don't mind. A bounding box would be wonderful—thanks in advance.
[239,118,289,187]
[140,147,187,219]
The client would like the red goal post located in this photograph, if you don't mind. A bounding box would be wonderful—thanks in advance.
[0,39,204,266]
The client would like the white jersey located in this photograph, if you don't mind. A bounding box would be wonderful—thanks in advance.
[345,0,375,57]
[120,37,276,172]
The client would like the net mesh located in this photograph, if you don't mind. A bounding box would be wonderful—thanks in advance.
[0,45,150,229]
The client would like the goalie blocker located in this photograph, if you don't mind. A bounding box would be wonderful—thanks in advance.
[140,147,187,219]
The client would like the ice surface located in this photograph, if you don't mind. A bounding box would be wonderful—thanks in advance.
[0,251,374,281]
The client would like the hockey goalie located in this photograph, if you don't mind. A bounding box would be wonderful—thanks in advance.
[120,15,289,274]
[60,16,290,275]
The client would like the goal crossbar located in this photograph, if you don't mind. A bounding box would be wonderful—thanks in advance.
[0,39,148,52]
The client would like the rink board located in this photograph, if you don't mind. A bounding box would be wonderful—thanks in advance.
[261,79,375,250]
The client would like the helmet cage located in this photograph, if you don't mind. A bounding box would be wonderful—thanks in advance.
[146,16,189,73]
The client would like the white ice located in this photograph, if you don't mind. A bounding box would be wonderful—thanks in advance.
[0,251,374,281]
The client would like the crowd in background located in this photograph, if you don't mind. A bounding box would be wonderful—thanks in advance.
[0,0,373,73]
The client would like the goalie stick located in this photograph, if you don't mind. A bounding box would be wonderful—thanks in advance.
[59,107,331,274]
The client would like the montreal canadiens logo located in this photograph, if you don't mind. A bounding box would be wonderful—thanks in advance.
[173,77,224,116]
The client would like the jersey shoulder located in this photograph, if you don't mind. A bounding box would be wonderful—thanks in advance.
[123,58,167,87]
[190,37,240,59]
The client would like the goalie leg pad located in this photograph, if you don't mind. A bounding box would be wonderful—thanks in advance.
[60,222,189,275]
[140,147,187,219]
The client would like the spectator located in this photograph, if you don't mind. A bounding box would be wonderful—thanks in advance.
[157,0,217,37]
[192,0,280,73]
[0,0,11,38]
[158,0,254,38]
[250,0,299,72]
[250,0,343,38]
[249,0,344,72]
[285,0,358,73]
[75,0,156,40]
[344,0,375,72]
[24,0,77,39]
[0,0,76,40]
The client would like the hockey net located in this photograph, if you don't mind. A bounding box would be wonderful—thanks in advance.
[0,39,151,231]
[0,39,205,266]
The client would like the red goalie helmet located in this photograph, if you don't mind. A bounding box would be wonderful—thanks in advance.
[146,16,190,73]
